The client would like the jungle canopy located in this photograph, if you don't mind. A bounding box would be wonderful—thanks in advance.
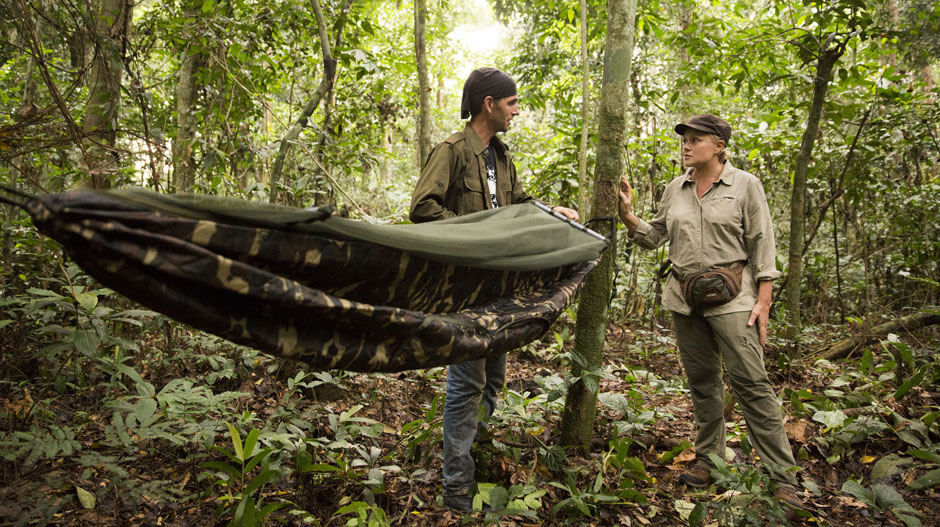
[20,189,605,372]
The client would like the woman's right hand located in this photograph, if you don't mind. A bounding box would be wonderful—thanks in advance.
[618,176,633,221]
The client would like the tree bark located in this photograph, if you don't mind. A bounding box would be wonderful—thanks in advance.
[414,0,431,167]
[269,0,337,203]
[560,0,637,449]
[817,311,940,361]
[785,45,841,357]
[172,2,201,193]
[82,0,132,189]
[577,0,591,216]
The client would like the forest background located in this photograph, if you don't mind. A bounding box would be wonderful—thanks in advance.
[1,0,939,525]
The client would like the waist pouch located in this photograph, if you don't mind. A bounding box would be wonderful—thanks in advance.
[679,262,746,308]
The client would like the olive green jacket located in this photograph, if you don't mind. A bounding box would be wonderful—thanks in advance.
[410,124,532,223]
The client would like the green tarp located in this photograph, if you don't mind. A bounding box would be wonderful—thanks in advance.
[21,189,606,372]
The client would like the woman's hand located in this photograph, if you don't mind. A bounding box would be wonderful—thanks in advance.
[618,176,633,221]
[747,302,770,347]
[747,281,774,346]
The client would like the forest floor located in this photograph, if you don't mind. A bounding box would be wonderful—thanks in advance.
[1,316,939,526]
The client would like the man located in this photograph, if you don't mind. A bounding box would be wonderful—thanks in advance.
[410,67,578,511]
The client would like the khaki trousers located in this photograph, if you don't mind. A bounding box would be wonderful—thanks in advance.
[672,309,798,485]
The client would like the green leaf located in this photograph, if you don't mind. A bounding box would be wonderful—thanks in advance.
[488,485,509,510]
[201,0,214,13]
[258,501,287,519]
[841,480,875,508]
[300,463,341,473]
[74,292,98,313]
[72,329,100,357]
[244,469,277,496]
[523,489,546,509]
[872,483,917,513]
[134,398,158,426]
[27,288,63,298]
[202,460,240,482]
[908,468,940,490]
[581,375,599,395]
[894,365,927,400]
[75,486,95,509]
[689,502,707,526]
[233,495,254,525]
[243,429,260,459]
[244,447,272,473]
[908,449,940,464]
[673,499,696,521]
[659,441,693,464]
[116,364,145,386]
[812,410,847,430]
[227,422,244,462]
[870,454,912,481]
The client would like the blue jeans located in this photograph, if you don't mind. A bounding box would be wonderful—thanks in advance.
[441,352,507,496]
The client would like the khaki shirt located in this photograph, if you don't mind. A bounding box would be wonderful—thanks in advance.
[631,162,781,316]
[410,124,532,223]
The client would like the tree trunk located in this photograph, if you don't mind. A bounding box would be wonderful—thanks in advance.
[560,0,637,449]
[172,3,201,193]
[414,0,431,167]
[817,312,940,361]
[4,16,43,284]
[82,0,132,189]
[269,0,337,203]
[785,45,841,357]
[576,0,590,216]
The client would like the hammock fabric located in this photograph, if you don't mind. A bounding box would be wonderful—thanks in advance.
[20,189,606,373]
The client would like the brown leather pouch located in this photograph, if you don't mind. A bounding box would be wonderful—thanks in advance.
[679,262,745,308]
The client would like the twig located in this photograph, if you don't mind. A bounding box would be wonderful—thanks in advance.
[13,0,90,165]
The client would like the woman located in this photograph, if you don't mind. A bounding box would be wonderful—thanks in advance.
[618,114,801,505]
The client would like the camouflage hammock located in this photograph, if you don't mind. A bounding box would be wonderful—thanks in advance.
[5,188,607,373]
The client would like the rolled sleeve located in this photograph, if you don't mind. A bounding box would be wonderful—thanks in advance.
[629,185,673,250]
[630,218,660,249]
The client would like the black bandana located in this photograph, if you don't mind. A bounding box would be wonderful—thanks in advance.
[460,67,517,119]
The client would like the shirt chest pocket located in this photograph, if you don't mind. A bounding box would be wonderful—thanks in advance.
[703,195,743,231]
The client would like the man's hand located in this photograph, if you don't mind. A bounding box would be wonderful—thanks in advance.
[552,206,580,222]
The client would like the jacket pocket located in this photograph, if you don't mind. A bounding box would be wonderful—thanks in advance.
[458,172,486,213]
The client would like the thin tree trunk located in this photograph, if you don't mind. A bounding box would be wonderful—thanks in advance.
[832,195,844,324]
[4,17,42,284]
[173,3,201,193]
[270,0,337,203]
[577,0,590,215]
[82,0,132,189]
[785,45,841,357]
[414,0,431,166]
[772,104,870,307]
[560,0,637,449]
